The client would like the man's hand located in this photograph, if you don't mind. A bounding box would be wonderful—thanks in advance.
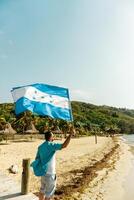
[62,125,75,149]
[68,125,76,136]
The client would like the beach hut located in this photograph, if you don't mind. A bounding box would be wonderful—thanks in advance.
[24,121,39,140]
[0,123,16,142]
[51,126,63,140]
[25,121,39,134]
[0,122,16,135]
[6,123,16,134]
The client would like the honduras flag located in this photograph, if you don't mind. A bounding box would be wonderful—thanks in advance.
[11,83,73,121]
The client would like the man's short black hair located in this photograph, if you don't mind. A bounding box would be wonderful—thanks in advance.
[44,131,53,141]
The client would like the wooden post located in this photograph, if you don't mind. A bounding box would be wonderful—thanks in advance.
[95,133,97,144]
[21,158,30,195]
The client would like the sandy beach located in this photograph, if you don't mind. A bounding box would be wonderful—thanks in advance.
[77,139,134,200]
[0,136,133,200]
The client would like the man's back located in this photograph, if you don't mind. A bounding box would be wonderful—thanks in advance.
[31,141,62,177]
[38,141,62,163]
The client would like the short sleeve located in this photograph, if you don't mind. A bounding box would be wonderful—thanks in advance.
[49,142,62,151]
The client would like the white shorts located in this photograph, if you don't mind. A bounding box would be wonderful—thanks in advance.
[40,174,56,198]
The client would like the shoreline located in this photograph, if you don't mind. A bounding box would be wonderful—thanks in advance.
[54,139,119,200]
[0,136,133,200]
[74,137,134,200]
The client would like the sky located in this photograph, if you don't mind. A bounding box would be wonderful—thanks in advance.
[0,0,134,109]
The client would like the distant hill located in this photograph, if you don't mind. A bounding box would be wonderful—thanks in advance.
[72,101,134,134]
[0,101,134,135]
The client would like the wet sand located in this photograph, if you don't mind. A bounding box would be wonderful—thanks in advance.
[122,146,134,200]
[76,138,133,200]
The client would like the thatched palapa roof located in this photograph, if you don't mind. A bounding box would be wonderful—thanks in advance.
[25,122,39,134]
[0,123,16,135]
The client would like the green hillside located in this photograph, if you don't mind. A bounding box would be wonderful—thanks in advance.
[0,101,134,135]
[72,101,134,134]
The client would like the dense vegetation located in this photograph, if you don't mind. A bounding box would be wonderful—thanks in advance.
[0,101,134,135]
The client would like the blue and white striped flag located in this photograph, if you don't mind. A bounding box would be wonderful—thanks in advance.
[11,83,73,121]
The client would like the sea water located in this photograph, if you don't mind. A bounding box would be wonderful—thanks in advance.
[123,134,134,146]
[122,134,134,200]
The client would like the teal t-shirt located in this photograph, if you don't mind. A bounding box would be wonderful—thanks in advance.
[31,141,62,176]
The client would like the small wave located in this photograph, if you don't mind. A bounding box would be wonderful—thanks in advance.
[120,136,127,142]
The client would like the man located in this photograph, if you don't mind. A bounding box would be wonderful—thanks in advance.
[31,126,75,200]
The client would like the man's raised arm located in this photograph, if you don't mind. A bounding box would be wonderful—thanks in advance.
[62,127,75,149]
